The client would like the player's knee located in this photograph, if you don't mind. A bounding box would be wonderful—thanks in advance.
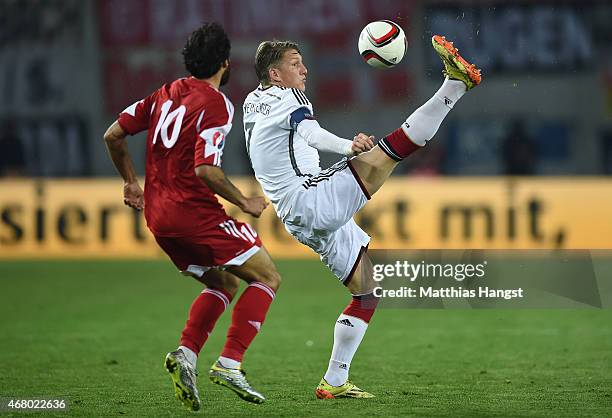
[268,270,282,292]
[360,274,376,293]
[221,276,240,297]
[347,276,374,295]
[258,270,281,292]
[346,252,375,294]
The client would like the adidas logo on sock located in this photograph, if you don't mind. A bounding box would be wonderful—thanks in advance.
[248,320,261,331]
[444,96,453,106]
[339,363,348,370]
[337,318,354,327]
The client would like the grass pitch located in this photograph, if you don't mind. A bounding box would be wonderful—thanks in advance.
[0,260,610,417]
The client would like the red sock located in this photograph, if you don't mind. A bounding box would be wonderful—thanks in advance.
[343,293,379,323]
[221,282,276,362]
[179,287,233,354]
[378,127,422,161]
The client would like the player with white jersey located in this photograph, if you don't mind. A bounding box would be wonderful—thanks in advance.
[244,36,481,398]
[245,87,318,217]
[245,85,370,281]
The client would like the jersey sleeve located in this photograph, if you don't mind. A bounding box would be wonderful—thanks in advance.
[280,88,315,130]
[117,92,156,135]
[194,93,234,167]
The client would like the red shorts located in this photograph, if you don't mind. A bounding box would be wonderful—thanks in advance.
[154,217,262,277]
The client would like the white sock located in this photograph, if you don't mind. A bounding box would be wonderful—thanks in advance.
[402,78,466,146]
[323,314,369,387]
[178,345,197,368]
[218,356,241,370]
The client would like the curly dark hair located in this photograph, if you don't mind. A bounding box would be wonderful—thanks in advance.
[182,23,231,79]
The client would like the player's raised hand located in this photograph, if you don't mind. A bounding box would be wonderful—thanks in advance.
[242,196,269,218]
[124,181,144,211]
[351,133,375,155]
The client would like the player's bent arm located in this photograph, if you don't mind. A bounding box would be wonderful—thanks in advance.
[104,121,139,185]
[104,120,144,210]
[195,165,268,218]
[297,119,354,156]
[296,119,374,156]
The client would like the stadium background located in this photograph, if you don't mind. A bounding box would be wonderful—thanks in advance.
[1,1,611,416]
[2,0,612,257]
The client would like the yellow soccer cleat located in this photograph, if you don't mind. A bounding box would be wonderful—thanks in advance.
[315,378,375,399]
[432,35,482,90]
[209,361,265,404]
[164,350,201,411]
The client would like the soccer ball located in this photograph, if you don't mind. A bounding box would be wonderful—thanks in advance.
[358,20,407,69]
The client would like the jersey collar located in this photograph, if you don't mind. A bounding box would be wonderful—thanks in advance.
[257,83,287,91]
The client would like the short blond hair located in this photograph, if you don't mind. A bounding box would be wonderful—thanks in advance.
[254,40,301,85]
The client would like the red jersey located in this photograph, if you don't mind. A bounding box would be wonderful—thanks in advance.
[118,77,234,237]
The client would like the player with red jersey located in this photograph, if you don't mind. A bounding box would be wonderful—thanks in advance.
[103,23,279,411]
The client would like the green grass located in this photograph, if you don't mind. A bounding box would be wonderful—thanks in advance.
[0,260,611,417]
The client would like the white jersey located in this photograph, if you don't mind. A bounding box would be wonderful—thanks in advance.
[244,84,370,281]
[243,85,320,218]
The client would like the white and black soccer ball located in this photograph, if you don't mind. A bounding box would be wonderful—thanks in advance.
[358,20,407,69]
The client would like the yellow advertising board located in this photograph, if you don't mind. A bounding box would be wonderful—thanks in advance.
[1,177,612,259]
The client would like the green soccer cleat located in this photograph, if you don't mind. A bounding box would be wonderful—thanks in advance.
[315,377,375,399]
[432,35,482,90]
[164,350,201,411]
[209,361,265,404]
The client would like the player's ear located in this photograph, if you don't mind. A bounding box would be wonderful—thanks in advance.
[222,59,229,69]
[269,67,280,83]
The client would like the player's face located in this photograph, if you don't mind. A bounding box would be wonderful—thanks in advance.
[271,49,308,91]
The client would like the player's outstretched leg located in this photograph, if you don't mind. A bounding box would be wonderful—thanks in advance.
[164,269,239,411]
[316,253,378,399]
[209,247,281,404]
[351,35,482,196]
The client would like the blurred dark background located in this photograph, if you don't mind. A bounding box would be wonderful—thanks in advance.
[1,0,611,178]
